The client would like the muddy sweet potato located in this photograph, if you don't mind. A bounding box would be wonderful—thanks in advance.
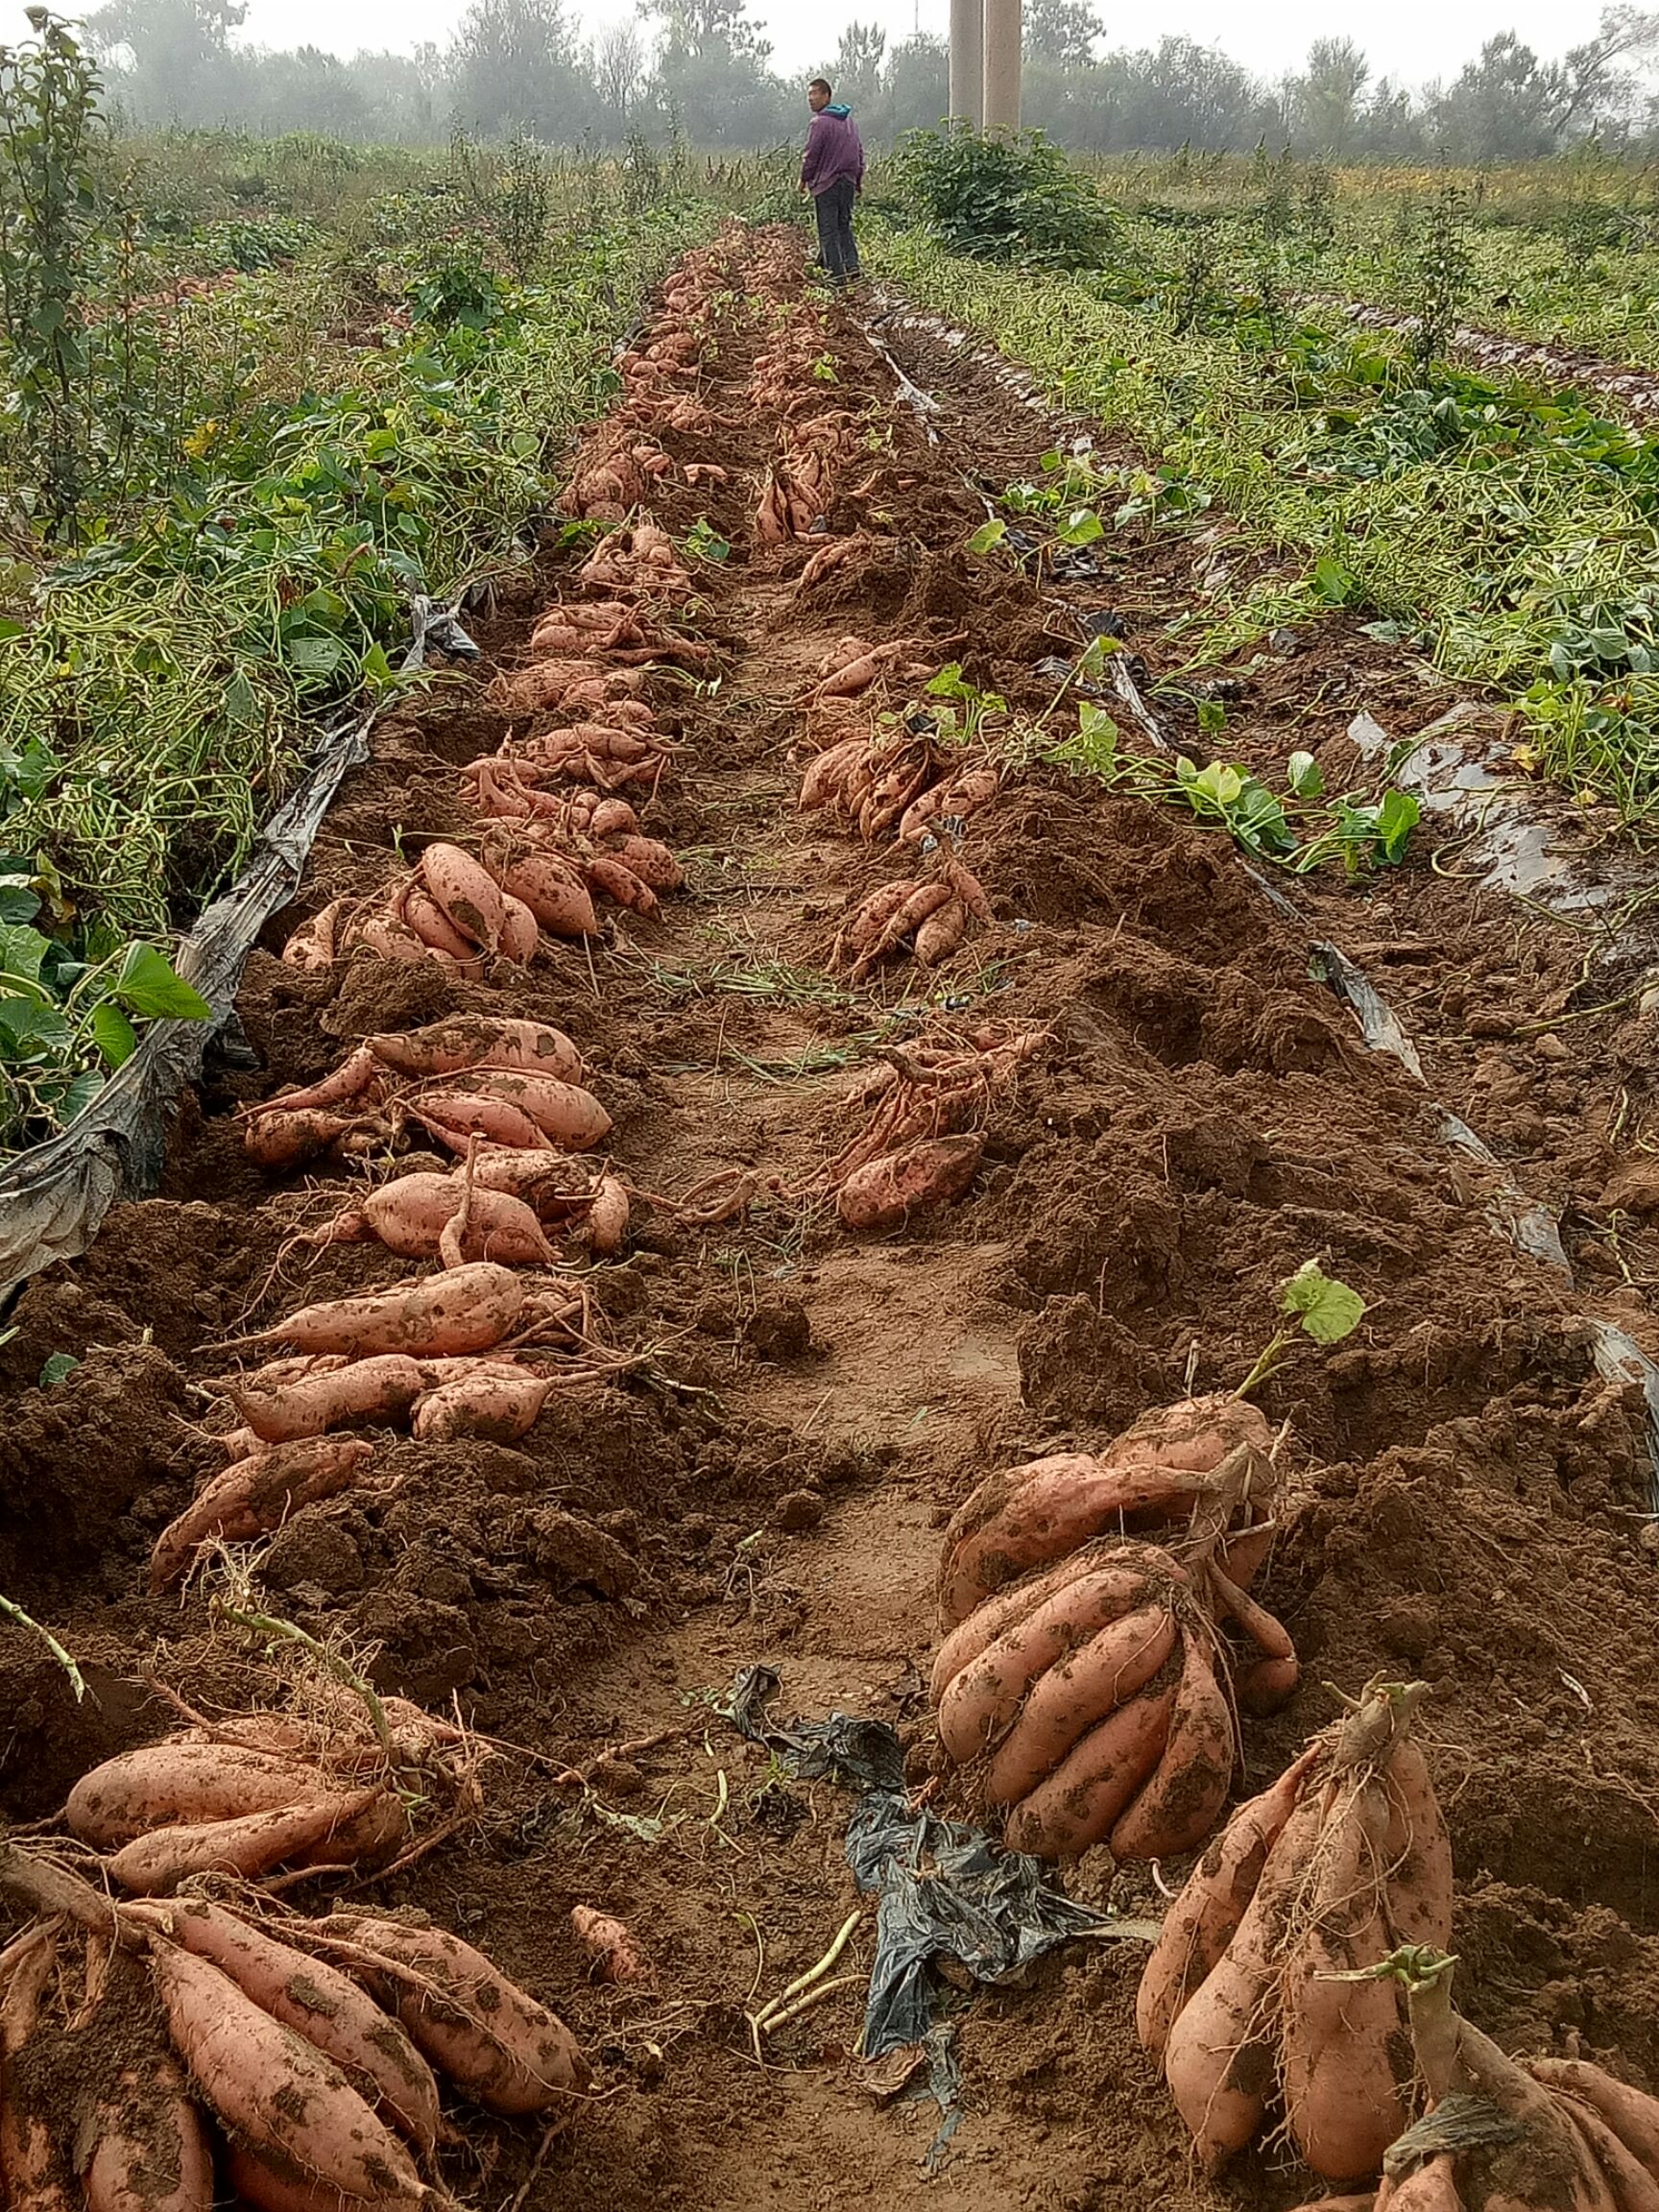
[244,1108,361,1170]
[411,1366,554,1444]
[81,2056,212,2212]
[419,842,505,950]
[317,1914,589,2116]
[467,1073,613,1149]
[982,1599,1180,1806]
[360,1174,555,1266]
[131,1898,440,2153]
[151,1944,424,2210]
[67,1742,335,1849]
[413,1091,550,1151]
[836,1133,984,1232]
[571,1907,654,1986]
[244,1264,525,1358]
[369,1017,584,1085]
[1109,1627,1235,1862]
[147,1436,375,1591]
[233,1354,428,1444]
[110,1787,391,1895]
[499,854,599,937]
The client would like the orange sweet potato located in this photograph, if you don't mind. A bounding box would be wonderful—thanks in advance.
[317,1914,589,2116]
[412,1366,553,1444]
[151,1945,424,2210]
[244,1263,525,1358]
[244,1108,360,1169]
[500,854,598,937]
[836,1133,983,1232]
[0,1926,69,2212]
[147,1436,375,1591]
[132,1898,440,2152]
[66,1741,334,1849]
[81,2056,212,2212]
[109,1788,390,1895]
[1005,1671,1180,1859]
[935,1562,1155,1764]
[361,1174,555,1265]
[414,1090,550,1150]
[983,1599,1180,1806]
[571,1907,655,1986]
[401,884,480,963]
[420,842,505,950]
[468,1072,613,1149]
[232,1355,427,1444]
[367,1016,583,1084]
[1109,1627,1234,1861]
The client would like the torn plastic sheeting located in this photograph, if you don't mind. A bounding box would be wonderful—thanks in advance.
[0,709,373,1303]
[1585,1318,1659,1515]
[724,1661,1142,2161]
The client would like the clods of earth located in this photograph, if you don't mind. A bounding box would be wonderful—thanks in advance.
[6,223,1659,2212]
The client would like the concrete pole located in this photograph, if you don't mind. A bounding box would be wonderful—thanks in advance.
[948,0,983,125]
[982,0,1022,131]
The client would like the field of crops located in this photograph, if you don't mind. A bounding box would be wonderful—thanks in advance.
[10,61,1659,2212]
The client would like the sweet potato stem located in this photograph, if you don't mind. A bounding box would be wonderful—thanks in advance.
[211,1600,403,1787]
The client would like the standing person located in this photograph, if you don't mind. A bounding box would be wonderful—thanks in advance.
[800,76,864,288]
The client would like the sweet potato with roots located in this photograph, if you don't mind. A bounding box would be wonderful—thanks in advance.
[1145,1680,1454,2179]
[457,1072,612,1149]
[499,854,599,938]
[316,1914,589,2116]
[147,1436,375,1591]
[982,1595,1182,1808]
[412,1365,554,1444]
[249,1045,379,1119]
[234,1354,428,1443]
[836,1133,983,1231]
[244,1108,364,1170]
[110,1786,392,1894]
[938,1394,1275,1627]
[149,1944,426,2211]
[349,1174,555,1265]
[413,1091,550,1151]
[128,1898,441,2153]
[417,843,504,950]
[240,1264,525,1359]
[67,1741,338,1849]
[571,1908,655,1986]
[1004,1667,1181,1859]
[0,1925,70,2212]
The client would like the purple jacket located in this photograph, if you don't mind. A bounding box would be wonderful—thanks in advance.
[801,105,864,196]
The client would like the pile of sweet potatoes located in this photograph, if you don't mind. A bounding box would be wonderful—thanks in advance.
[1142,1678,1451,2182]
[0,1839,586,2212]
[930,1396,1293,1859]
[1295,1945,1659,2211]
[810,1024,1047,1234]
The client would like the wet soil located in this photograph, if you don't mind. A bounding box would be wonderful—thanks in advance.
[6,225,1659,2211]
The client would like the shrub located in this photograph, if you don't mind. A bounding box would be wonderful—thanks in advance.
[895,122,1116,268]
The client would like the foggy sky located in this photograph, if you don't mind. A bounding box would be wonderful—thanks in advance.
[8,0,1618,96]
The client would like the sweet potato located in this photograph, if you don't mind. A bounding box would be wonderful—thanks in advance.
[234,1355,427,1444]
[585,853,660,916]
[317,1914,589,2116]
[1161,1786,1325,2169]
[244,1108,359,1170]
[498,892,541,963]
[420,842,505,950]
[1005,1671,1181,1859]
[147,1436,375,1591]
[0,1926,69,2212]
[1110,1628,1235,1862]
[352,916,430,964]
[984,1599,1180,1806]
[570,1907,655,1986]
[1528,2059,1659,2171]
[799,736,868,810]
[400,884,480,963]
[361,1174,555,1265]
[468,1072,613,1149]
[244,1264,524,1359]
[67,1741,333,1848]
[81,2056,212,2212]
[251,1046,378,1118]
[373,1017,588,1088]
[500,854,599,937]
[1136,1749,1319,2058]
[928,1546,1124,1706]
[1280,1779,1407,2180]
[605,834,682,891]
[836,1133,983,1232]
[110,1787,389,1894]
[936,1563,1158,1763]
[285,1787,410,1875]
[412,1366,553,1444]
[133,1898,440,2152]
[914,896,967,966]
[581,1172,630,1255]
[414,1091,550,1151]
[467,1147,592,1215]
[281,896,348,971]
[1380,1736,1455,1947]
[151,1944,424,2210]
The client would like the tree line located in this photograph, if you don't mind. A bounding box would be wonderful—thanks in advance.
[84,0,1659,163]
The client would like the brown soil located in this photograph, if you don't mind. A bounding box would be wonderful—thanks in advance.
[6,225,1659,2212]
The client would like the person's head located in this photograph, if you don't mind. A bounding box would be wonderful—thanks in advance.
[807,76,831,111]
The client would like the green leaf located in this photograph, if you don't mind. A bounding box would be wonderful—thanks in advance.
[0,616,23,642]
[1280,1260,1365,1346]
[1376,788,1420,862]
[1286,750,1325,798]
[1311,556,1356,606]
[0,997,70,1055]
[1197,699,1228,735]
[60,1068,104,1120]
[1058,506,1104,546]
[111,944,211,1022]
[38,1353,79,1386]
[0,922,50,986]
[966,518,1007,556]
[223,670,258,728]
[91,1000,137,1067]
[284,634,347,677]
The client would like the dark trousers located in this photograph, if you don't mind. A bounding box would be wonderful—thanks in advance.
[812,178,859,281]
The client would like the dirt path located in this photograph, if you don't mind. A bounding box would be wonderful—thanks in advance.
[7,225,1659,2212]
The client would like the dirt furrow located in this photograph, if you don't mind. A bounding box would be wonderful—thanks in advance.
[5,226,1659,2212]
